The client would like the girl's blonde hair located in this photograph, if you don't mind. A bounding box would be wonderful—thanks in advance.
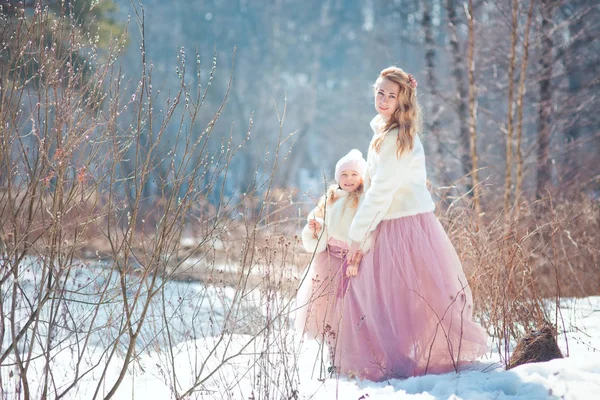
[371,67,422,157]
[313,181,364,219]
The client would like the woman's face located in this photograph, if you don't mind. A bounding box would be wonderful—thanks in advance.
[375,78,400,121]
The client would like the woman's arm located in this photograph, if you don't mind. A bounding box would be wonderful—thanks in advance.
[348,135,420,248]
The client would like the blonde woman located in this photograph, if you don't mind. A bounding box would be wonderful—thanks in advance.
[336,67,488,381]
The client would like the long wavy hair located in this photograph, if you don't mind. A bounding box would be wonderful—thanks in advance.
[371,67,422,157]
[313,181,364,219]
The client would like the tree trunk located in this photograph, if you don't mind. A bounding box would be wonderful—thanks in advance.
[562,1,586,183]
[504,0,518,216]
[536,0,554,200]
[422,2,447,183]
[445,0,472,194]
[514,0,536,207]
[466,0,481,225]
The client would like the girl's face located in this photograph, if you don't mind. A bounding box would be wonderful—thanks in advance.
[338,170,362,193]
[375,78,400,120]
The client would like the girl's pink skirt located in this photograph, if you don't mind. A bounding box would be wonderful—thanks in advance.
[295,239,350,344]
[333,212,488,382]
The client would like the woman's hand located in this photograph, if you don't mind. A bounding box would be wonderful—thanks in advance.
[308,219,322,238]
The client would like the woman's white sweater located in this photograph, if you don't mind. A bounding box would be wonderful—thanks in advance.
[302,189,372,253]
[348,115,435,248]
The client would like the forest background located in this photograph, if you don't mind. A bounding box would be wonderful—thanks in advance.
[0,0,599,398]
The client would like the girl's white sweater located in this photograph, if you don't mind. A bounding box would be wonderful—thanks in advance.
[301,188,372,253]
[348,115,435,248]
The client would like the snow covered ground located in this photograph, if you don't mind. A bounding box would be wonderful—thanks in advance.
[94,297,600,400]
[1,257,599,399]
[296,298,600,400]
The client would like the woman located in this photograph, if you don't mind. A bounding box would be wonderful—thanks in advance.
[333,66,488,382]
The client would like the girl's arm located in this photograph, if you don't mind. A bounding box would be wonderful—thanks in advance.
[301,206,327,253]
[349,135,423,248]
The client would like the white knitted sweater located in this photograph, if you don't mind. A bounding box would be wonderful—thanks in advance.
[348,115,435,248]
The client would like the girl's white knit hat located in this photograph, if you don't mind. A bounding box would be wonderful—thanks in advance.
[335,149,367,183]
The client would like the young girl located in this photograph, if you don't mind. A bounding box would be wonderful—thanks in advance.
[295,149,369,347]
[336,67,488,381]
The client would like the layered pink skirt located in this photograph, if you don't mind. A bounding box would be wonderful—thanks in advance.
[295,239,350,344]
[333,212,488,381]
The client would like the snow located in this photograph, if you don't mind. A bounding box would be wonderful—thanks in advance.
[2,257,600,399]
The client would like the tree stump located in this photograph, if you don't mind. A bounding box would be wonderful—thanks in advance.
[507,326,563,370]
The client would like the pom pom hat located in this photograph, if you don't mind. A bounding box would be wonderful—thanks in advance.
[335,149,367,183]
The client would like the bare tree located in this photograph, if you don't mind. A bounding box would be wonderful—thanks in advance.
[0,3,302,398]
[515,0,536,205]
[445,0,472,194]
[422,1,447,182]
[555,1,600,188]
[466,0,481,223]
[536,0,555,200]
[504,0,519,216]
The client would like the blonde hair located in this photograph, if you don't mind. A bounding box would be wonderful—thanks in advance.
[371,67,422,157]
[313,181,364,219]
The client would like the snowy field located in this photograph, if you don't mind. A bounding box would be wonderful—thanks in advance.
[91,298,600,400]
[1,257,599,399]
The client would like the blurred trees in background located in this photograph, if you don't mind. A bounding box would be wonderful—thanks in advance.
[1,0,124,189]
[3,0,599,210]
[0,0,123,84]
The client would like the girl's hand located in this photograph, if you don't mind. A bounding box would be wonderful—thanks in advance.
[346,250,363,278]
[347,241,363,277]
[347,241,363,264]
[346,263,359,277]
[308,219,322,238]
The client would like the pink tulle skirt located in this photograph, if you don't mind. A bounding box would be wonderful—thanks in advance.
[295,239,350,343]
[333,212,489,382]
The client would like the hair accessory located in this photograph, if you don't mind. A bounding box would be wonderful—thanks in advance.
[335,149,367,183]
[407,74,417,88]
